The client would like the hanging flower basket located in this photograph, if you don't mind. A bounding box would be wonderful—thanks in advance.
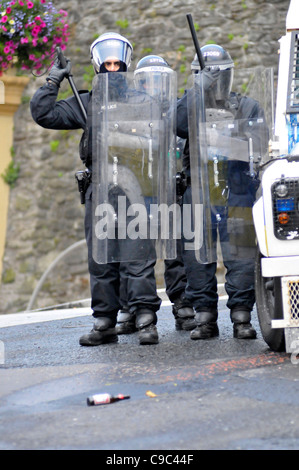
[0,0,70,76]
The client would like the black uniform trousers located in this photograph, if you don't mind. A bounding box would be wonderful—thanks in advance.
[164,240,188,302]
[84,186,161,322]
[181,185,255,315]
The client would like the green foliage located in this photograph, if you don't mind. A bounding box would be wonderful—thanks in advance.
[59,129,70,139]
[141,47,153,55]
[83,64,94,88]
[115,19,129,30]
[241,82,249,93]
[50,140,60,152]
[57,88,73,100]
[180,64,186,74]
[2,267,15,284]
[1,155,20,188]
[21,95,31,104]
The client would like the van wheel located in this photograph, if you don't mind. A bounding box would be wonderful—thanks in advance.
[255,248,285,352]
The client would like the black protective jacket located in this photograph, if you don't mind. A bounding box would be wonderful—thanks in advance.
[30,77,155,169]
[31,81,90,162]
[30,81,88,131]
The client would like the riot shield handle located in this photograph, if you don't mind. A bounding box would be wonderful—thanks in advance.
[56,46,87,122]
[186,14,205,70]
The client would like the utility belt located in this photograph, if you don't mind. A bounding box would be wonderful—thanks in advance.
[75,169,91,204]
[76,170,191,204]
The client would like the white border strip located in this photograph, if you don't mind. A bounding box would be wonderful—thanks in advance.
[0,287,227,328]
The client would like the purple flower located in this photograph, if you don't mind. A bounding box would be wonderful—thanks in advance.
[0,0,70,75]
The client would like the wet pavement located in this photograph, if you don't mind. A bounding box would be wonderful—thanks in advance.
[0,297,299,451]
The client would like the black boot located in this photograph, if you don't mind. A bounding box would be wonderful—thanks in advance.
[116,308,137,335]
[172,294,196,331]
[79,317,118,346]
[230,308,257,339]
[190,310,219,340]
[135,309,159,345]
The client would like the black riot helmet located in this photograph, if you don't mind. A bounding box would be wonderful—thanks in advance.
[134,55,174,99]
[192,44,234,101]
[90,32,133,74]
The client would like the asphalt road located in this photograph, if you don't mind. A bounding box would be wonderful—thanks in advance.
[0,298,299,452]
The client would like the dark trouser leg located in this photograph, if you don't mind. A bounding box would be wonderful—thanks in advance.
[184,262,219,340]
[116,270,135,334]
[116,259,162,337]
[164,240,187,302]
[85,190,120,319]
[218,202,256,339]
[224,259,256,339]
[121,259,161,344]
[121,258,161,314]
[183,255,218,313]
[224,259,255,312]
[79,189,119,345]
[181,185,218,339]
[164,240,195,330]
[181,186,218,312]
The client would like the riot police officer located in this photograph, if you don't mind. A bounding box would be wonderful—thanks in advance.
[115,55,196,335]
[177,44,269,340]
[30,32,162,346]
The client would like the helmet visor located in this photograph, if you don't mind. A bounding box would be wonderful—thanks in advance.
[135,68,173,99]
[91,38,132,73]
[211,67,234,100]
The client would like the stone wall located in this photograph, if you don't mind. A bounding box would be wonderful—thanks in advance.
[0,0,291,313]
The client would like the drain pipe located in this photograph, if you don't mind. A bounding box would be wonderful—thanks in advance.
[26,239,86,312]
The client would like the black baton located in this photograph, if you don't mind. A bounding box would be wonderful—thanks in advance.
[56,46,87,122]
[186,13,205,70]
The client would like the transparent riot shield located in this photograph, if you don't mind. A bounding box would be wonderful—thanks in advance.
[187,67,273,263]
[91,70,177,263]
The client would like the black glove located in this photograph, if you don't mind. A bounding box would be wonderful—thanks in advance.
[201,67,220,91]
[46,58,71,87]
